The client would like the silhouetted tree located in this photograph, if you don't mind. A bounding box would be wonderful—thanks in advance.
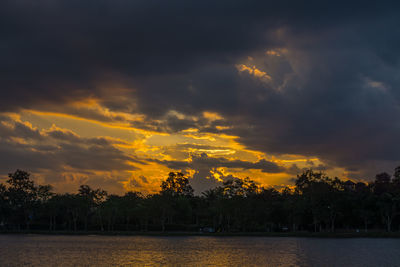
[78,185,107,231]
[161,172,194,197]
[120,192,142,231]
[4,167,400,233]
[6,170,37,230]
[0,183,9,228]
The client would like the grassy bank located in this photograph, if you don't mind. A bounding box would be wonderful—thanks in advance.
[1,230,400,238]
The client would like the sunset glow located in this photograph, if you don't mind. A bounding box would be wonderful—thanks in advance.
[1,0,398,196]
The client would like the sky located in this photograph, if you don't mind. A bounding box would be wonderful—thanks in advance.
[1,1,400,194]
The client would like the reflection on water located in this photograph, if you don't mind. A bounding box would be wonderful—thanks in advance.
[0,235,400,266]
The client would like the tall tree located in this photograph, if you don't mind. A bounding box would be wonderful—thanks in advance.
[78,185,107,231]
[161,172,194,197]
[6,170,37,230]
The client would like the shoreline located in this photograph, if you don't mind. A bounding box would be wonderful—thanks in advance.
[1,230,400,238]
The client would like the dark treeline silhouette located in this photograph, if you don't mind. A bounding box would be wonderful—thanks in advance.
[2,168,400,233]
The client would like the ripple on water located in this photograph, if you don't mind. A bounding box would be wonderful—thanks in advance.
[0,235,400,266]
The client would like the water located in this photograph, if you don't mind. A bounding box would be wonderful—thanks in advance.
[0,235,399,266]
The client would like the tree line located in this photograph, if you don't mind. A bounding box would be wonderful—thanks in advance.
[2,168,400,233]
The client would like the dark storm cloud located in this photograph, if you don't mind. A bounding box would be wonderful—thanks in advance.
[0,0,388,111]
[2,0,400,179]
[152,153,283,173]
[286,163,329,176]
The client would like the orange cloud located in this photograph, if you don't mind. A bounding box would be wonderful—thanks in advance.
[236,64,272,80]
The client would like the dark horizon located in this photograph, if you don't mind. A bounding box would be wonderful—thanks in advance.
[2,167,400,234]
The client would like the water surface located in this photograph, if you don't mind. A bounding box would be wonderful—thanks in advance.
[0,235,399,266]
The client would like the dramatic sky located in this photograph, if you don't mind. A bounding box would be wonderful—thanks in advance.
[1,1,400,194]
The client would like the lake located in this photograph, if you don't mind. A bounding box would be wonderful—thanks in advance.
[0,235,399,266]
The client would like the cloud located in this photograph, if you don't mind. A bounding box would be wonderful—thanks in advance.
[0,115,143,193]
[153,153,283,173]
[1,0,400,181]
